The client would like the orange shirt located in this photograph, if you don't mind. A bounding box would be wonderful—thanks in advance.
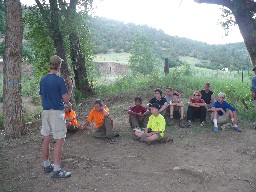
[87,106,109,128]
[65,109,78,127]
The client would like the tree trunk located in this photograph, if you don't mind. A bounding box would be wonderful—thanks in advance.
[3,0,24,138]
[232,2,256,65]
[69,32,92,95]
[49,0,76,105]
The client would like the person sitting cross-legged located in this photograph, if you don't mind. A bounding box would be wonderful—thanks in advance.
[128,96,150,129]
[169,92,185,128]
[83,99,118,144]
[134,103,166,145]
[64,103,80,132]
[210,92,241,133]
[186,91,207,127]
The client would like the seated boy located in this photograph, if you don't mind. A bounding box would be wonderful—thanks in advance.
[134,103,166,145]
[210,92,241,133]
[64,103,80,132]
[186,91,207,127]
[169,92,185,128]
[128,96,150,129]
[83,99,117,144]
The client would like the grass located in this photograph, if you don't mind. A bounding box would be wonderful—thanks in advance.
[94,52,131,64]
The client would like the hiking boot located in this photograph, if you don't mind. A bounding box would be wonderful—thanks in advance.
[51,170,71,178]
[44,164,54,173]
[213,126,219,133]
[200,121,206,127]
[179,119,185,128]
[186,120,192,127]
[108,138,115,144]
[133,127,141,132]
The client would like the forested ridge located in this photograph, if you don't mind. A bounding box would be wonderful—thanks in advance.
[89,17,250,71]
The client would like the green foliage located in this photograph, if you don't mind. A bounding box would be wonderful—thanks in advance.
[171,63,192,80]
[0,114,3,129]
[89,17,250,71]
[129,35,160,75]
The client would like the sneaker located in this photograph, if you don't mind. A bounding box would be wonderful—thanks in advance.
[179,119,185,128]
[232,126,241,132]
[213,126,219,133]
[200,121,206,127]
[133,127,141,132]
[108,138,115,144]
[44,164,54,173]
[51,170,71,178]
[186,120,192,127]
[114,133,120,137]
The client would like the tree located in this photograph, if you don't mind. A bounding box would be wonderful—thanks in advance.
[3,0,24,138]
[195,0,256,66]
[129,35,160,75]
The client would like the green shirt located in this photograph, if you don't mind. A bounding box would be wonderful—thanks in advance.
[147,114,166,137]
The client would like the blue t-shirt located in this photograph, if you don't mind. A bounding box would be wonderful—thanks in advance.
[252,76,256,92]
[39,74,68,110]
[211,100,235,116]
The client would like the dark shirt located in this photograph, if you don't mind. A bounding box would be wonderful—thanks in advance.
[189,98,205,112]
[149,97,167,108]
[211,100,236,116]
[39,74,68,110]
[129,105,147,114]
[200,90,213,104]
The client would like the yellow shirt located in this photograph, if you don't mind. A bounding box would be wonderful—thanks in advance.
[147,114,166,137]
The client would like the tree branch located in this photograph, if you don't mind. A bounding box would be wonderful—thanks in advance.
[34,0,51,29]
[195,0,232,9]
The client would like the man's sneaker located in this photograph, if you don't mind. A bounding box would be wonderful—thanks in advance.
[213,126,219,133]
[186,120,192,127]
[133,127,141,132]
[51,170,71,178]
[108,138,115,144]
[44,164,54,173]
[232,126,241,132]
[200,121,206,127]
[179,119,185,128]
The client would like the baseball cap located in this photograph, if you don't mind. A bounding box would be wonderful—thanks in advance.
[252,66,256,71]
[151,103,160,110]
[218,92,225,98]
[205,82,210,86]
[50,55,63,68]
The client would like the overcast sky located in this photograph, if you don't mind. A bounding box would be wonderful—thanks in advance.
[21,0,244,45]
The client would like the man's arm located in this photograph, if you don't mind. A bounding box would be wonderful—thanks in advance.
[62,77,73,103]
[210,93,215,104]
[159,102,168,113]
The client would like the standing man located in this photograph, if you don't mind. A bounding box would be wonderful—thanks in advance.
[200,82,214,111]
[211,92,241,133]
[186,91,207,127]
[252,66,256,129]
[40,55,72,178]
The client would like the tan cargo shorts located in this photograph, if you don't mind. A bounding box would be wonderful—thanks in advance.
[41,110,66,139]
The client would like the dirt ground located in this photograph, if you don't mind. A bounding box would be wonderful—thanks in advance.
[1,96,256,192]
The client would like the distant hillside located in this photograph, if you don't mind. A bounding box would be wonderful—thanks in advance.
[88,17,251,71]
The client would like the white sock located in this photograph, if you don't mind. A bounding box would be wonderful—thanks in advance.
[213,119,218,127]
[43,160,50,167]
[233,124,238,127]
[231,118,234,123]
[53,164,61,172]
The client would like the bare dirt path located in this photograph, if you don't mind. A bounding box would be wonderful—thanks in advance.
[1,97,256,192]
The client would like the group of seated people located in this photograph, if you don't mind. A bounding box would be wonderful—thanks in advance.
[65,82,241,145]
